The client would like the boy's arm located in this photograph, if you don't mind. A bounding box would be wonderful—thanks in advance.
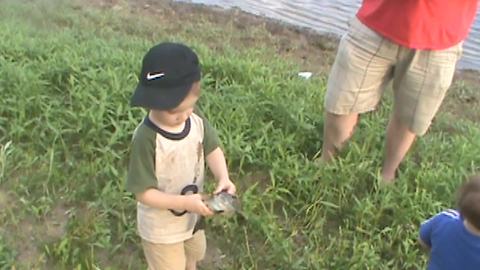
[136,189,213,216]
[419,210,452,251]
[194,107,236,194]
[206,147,236,194]
[419,215,435,251]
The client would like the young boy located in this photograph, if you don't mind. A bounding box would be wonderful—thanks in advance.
[419,175,480,270]
[126,42,236,270]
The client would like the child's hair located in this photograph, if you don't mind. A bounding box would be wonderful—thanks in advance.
[457,175,480,230]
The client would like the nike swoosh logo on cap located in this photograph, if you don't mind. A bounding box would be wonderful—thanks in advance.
[146,72,165,80]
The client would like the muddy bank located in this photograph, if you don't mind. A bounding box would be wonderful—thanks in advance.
[93,0,479,74]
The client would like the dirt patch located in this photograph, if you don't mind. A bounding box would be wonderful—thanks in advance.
[199,235,228,269]
[0,188,13,241]
[15,203,68,267]
[13,219,45,267]
[0,188,8,210]
[2,201,69,269]
[43,203,69,239]
[443,70,480,123]
[455,69,480,85]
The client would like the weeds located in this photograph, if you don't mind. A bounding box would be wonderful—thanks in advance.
[0,235,16,270]
[0,0,479,269]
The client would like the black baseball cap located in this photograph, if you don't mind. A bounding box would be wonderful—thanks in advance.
[130,42,201,110]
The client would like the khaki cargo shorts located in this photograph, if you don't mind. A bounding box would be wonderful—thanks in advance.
[325,17,463,135]
[142,230,206,270]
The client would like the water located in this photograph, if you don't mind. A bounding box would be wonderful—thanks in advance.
[180,0,480,70]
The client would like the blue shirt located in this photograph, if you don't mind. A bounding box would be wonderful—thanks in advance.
[420,209,480,270]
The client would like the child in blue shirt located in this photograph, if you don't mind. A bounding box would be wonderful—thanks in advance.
[419,175,480,270]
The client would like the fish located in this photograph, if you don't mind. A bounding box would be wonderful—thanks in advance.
[206,191,241,215]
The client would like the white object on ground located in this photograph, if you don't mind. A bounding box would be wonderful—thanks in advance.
[298,72,313,79]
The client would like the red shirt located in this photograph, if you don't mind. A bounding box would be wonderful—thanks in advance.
[357,0,478,50]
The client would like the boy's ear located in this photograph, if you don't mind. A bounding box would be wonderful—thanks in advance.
[190,81,201,96]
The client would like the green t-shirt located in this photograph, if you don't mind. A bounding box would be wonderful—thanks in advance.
[126,108,220,194]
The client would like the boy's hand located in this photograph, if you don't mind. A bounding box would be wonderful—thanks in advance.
[214,178,236,195]
[183,194,214,216]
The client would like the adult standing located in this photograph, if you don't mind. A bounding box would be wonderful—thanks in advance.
[321,0,479,181]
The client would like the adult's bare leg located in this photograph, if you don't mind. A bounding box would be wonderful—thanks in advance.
[381,113,416,182]
[186,259,197,270]
[320,112,359,162]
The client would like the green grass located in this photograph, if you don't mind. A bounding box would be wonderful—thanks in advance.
[0,0,479,269]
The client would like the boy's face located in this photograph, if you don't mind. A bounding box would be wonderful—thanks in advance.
[152,81,201,127]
